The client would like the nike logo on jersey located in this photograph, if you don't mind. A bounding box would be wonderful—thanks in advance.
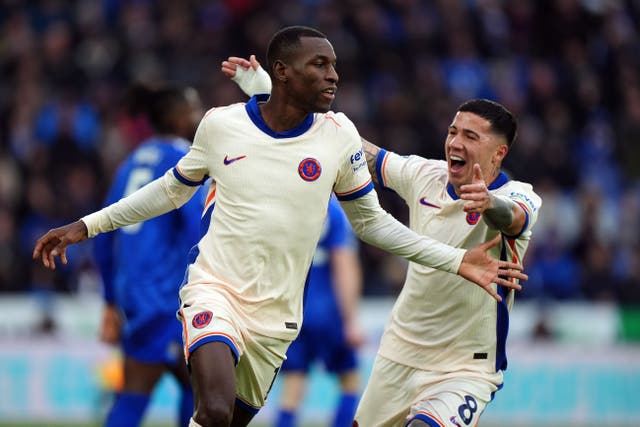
[223,154,247,165]
[419,197,441,209]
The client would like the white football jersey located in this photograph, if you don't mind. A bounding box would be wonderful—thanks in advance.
[374,150,541,373]
[175,95,372,340]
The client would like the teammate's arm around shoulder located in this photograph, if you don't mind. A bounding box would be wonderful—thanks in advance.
[361,137,381,184]
[221,54,272,97]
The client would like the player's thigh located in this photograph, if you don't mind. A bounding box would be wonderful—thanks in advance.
[120,313,183,393]
[280,332,312,373]
[166,346,191,388]
[179,304,244,408]
[122,356,165,394]
[235,332,290,412]
[354,355,415,427]
[189,341,237,408]
[408,384,490,427]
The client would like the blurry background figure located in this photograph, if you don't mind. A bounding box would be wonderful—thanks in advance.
[93,83,204,427]
[274,196,364,427]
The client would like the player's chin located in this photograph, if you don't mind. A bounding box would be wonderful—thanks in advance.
[313,103,332,113]
[313,97,334,112]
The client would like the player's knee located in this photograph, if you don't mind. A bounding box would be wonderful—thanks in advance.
[194,398,233,427]
[406,419,430,427]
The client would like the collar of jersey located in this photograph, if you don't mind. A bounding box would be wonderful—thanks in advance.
[446,171,510,200]
[245,94,314,139]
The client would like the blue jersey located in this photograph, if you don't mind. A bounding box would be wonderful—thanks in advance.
[282,197,358,373]
[303,197,356,330]
[94,137,204,336]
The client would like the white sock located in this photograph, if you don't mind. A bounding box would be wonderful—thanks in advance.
[189,418,203,427]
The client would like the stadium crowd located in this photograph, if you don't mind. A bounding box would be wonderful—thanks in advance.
[1,0,640,318]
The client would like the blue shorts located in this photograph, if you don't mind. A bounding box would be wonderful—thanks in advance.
[281,323,357,374]
[121,311,183,365]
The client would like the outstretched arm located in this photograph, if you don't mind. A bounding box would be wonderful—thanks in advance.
[33,170,199,269]
[340,191,527,302]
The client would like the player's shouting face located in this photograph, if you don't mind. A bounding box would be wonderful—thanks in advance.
[445,111,509,195]
[284,36,339,113]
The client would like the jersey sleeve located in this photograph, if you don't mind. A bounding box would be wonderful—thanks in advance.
[333,115,374,201]
[375,149,429,201]
[326,198,357,251]
[173,113,213,186]
[503,183,542,239]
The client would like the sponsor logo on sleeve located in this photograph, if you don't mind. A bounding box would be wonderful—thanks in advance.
[350,149,367,173]
[510,192,536,212]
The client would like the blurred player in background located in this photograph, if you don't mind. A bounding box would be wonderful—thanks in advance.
[34,26,526,427]
[225,59,540,426]
[274,196,363,427]
[94,83,204,427]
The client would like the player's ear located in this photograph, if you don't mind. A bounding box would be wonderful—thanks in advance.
[495,143,508,162]
[273,60,288,83]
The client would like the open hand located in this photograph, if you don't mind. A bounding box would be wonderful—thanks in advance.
[458,235,527,302]
[32,220,88,270]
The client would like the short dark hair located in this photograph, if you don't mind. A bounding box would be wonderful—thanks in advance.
[125,83,187,134]
[457,99,518,147]
[266,26,327,77]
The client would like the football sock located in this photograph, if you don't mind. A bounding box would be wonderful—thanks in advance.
[179,385,195,427]
[275,409,296,427]
[105,391,150,427]
[333,393,359,427]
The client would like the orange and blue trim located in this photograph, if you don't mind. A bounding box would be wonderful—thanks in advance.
[375,149,392,191]
[335,179,373,201]
[172,166,208,186]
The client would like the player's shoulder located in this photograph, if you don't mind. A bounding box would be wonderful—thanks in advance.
[315,111,358,134]
[392,153,447,178]
[201,102,246,124]
[500,179,542,210]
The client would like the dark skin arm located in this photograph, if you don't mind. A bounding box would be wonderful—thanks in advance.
[32,220,89,270]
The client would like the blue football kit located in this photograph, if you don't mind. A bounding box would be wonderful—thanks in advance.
[94,137,204,363]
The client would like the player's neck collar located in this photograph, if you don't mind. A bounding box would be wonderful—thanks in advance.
[245,94,314,139]
[446,171,510,200]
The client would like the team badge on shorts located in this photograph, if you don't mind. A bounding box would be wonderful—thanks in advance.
[466,212,481,225]
[192,311,213,329]
[298,158,322,182]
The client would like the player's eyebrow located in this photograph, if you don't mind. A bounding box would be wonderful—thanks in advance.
[310,54,336,64]
[462,128,481,139]
[450,125,481,139]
